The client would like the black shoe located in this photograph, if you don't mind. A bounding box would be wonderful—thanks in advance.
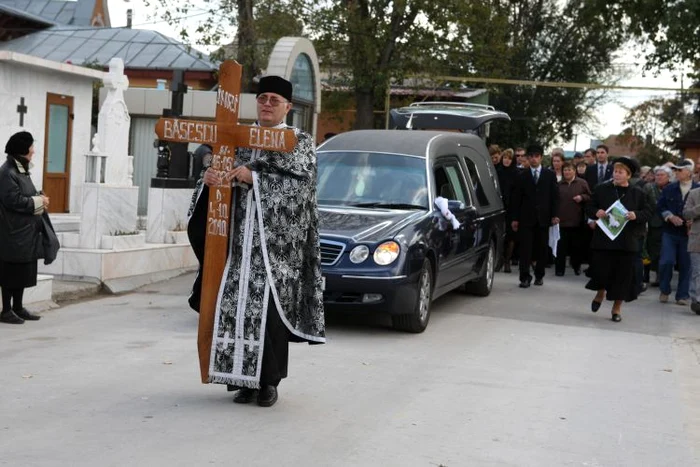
[573,268,581,276]
[0,310,24,325]
[612,313,622,322]
[14,308,40,321]
[555,271,564,277]
[257,385,278,407]
[691,301,700,315]
[534,278,544,286]
[519,280,531,288]
[591,300,602,312]
[233,388,257,404]
[503,263,511,273]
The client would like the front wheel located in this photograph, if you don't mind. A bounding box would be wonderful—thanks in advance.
[464,240,495,297]
[392,259,433,333]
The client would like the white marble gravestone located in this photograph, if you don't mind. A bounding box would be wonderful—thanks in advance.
[99,58,131,186]
[78,58,139,249]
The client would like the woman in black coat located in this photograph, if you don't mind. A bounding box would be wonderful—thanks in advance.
[586,156,653,322]
[498,149,518,272]
[0,131,49,324]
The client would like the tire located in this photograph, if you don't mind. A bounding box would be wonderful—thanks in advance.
[465,240,495,297]
[392,259,433,333]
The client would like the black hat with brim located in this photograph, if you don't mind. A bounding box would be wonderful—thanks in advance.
[526,144,544,157]
[613,156,639,177]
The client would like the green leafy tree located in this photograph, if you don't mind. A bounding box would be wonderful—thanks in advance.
[617,90,699,166]
[144,0,303,91]
[608,0,700,140]
[304,0,454,129]
[607,0,700,72]
[438,0,628,147]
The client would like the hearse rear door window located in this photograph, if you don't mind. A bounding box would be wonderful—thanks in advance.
[463,157,490,207]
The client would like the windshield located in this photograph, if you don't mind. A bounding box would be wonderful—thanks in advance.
[317,151,429,208]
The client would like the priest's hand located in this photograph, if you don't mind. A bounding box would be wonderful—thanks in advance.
[625,211,637,221]
[595,209,607,219]
[202,168,221,187]
[230,166,253,185]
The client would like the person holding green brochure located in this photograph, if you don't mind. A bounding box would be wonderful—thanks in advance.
[585,157,654,322]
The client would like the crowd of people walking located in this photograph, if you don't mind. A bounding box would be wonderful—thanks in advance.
[491,143,700,322]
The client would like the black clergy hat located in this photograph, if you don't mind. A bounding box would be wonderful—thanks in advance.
[526,144,544,157]
[257,75,293,101]
[5,131,34,156]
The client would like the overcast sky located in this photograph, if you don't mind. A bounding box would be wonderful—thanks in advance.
[109,0,688,152]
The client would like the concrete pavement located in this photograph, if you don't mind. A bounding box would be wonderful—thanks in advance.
[1,271,699,466]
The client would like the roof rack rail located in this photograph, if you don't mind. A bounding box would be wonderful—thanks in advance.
[408,101,496,111]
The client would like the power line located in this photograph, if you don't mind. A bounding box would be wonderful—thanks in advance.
[418,75,700,93]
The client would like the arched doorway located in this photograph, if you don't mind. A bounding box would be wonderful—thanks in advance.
[266,37,321,139]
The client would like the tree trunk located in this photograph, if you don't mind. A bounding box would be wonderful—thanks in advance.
[237,0,257,92]
[354,90,376,129]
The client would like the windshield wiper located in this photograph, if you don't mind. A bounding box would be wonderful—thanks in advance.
[350,202,426,210]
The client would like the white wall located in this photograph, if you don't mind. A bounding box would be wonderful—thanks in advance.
[0,62,95,213]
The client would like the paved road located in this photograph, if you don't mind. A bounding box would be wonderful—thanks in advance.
[1,271,699,466]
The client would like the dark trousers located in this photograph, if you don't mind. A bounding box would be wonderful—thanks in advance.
[581,224,594,264]
[260,299,290,387]
[634,236,645,294]
[555,226,584,274]
[1,287,24,312]
[519,225,549,282]
[646,226,663,272]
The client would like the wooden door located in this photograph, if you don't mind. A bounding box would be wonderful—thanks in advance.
[43,93,73,213]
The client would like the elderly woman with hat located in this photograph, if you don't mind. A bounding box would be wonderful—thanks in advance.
[586,156,653,322]
[0,131,49,324]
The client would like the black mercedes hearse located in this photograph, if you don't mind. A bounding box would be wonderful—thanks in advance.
[317,102,509,332]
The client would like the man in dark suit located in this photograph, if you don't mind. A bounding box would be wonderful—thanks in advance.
[510,144,560,287]
[584,144,613,191]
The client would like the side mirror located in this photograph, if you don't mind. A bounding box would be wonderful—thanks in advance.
[447,200,466,211]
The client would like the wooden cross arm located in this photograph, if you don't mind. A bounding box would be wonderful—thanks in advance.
[154,117,298,153]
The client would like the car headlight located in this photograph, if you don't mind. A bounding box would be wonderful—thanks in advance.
[373,241,400,265]
[349,245,370,264]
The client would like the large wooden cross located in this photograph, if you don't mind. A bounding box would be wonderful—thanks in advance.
[154,60,297,382]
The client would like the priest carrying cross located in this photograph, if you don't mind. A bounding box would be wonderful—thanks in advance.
[187,75,326,407]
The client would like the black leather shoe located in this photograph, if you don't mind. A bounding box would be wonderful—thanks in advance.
[692,300,700,315]
[612,313,622,322]
[555,272,564,277]
[14,308,40,321]
[519,280,531,288]
[534,278,544,286]
[0,310,24,325]
[591,300,602,312]
[257,385,278,407]
[573,268,581,276]
[233,388,257,404]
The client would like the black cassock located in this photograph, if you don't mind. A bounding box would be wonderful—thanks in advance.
[187,125,325,389]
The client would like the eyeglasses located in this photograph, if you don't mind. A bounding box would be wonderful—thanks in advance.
[256,95,288,106]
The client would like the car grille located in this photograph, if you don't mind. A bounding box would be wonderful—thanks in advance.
[320,239,345,266]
